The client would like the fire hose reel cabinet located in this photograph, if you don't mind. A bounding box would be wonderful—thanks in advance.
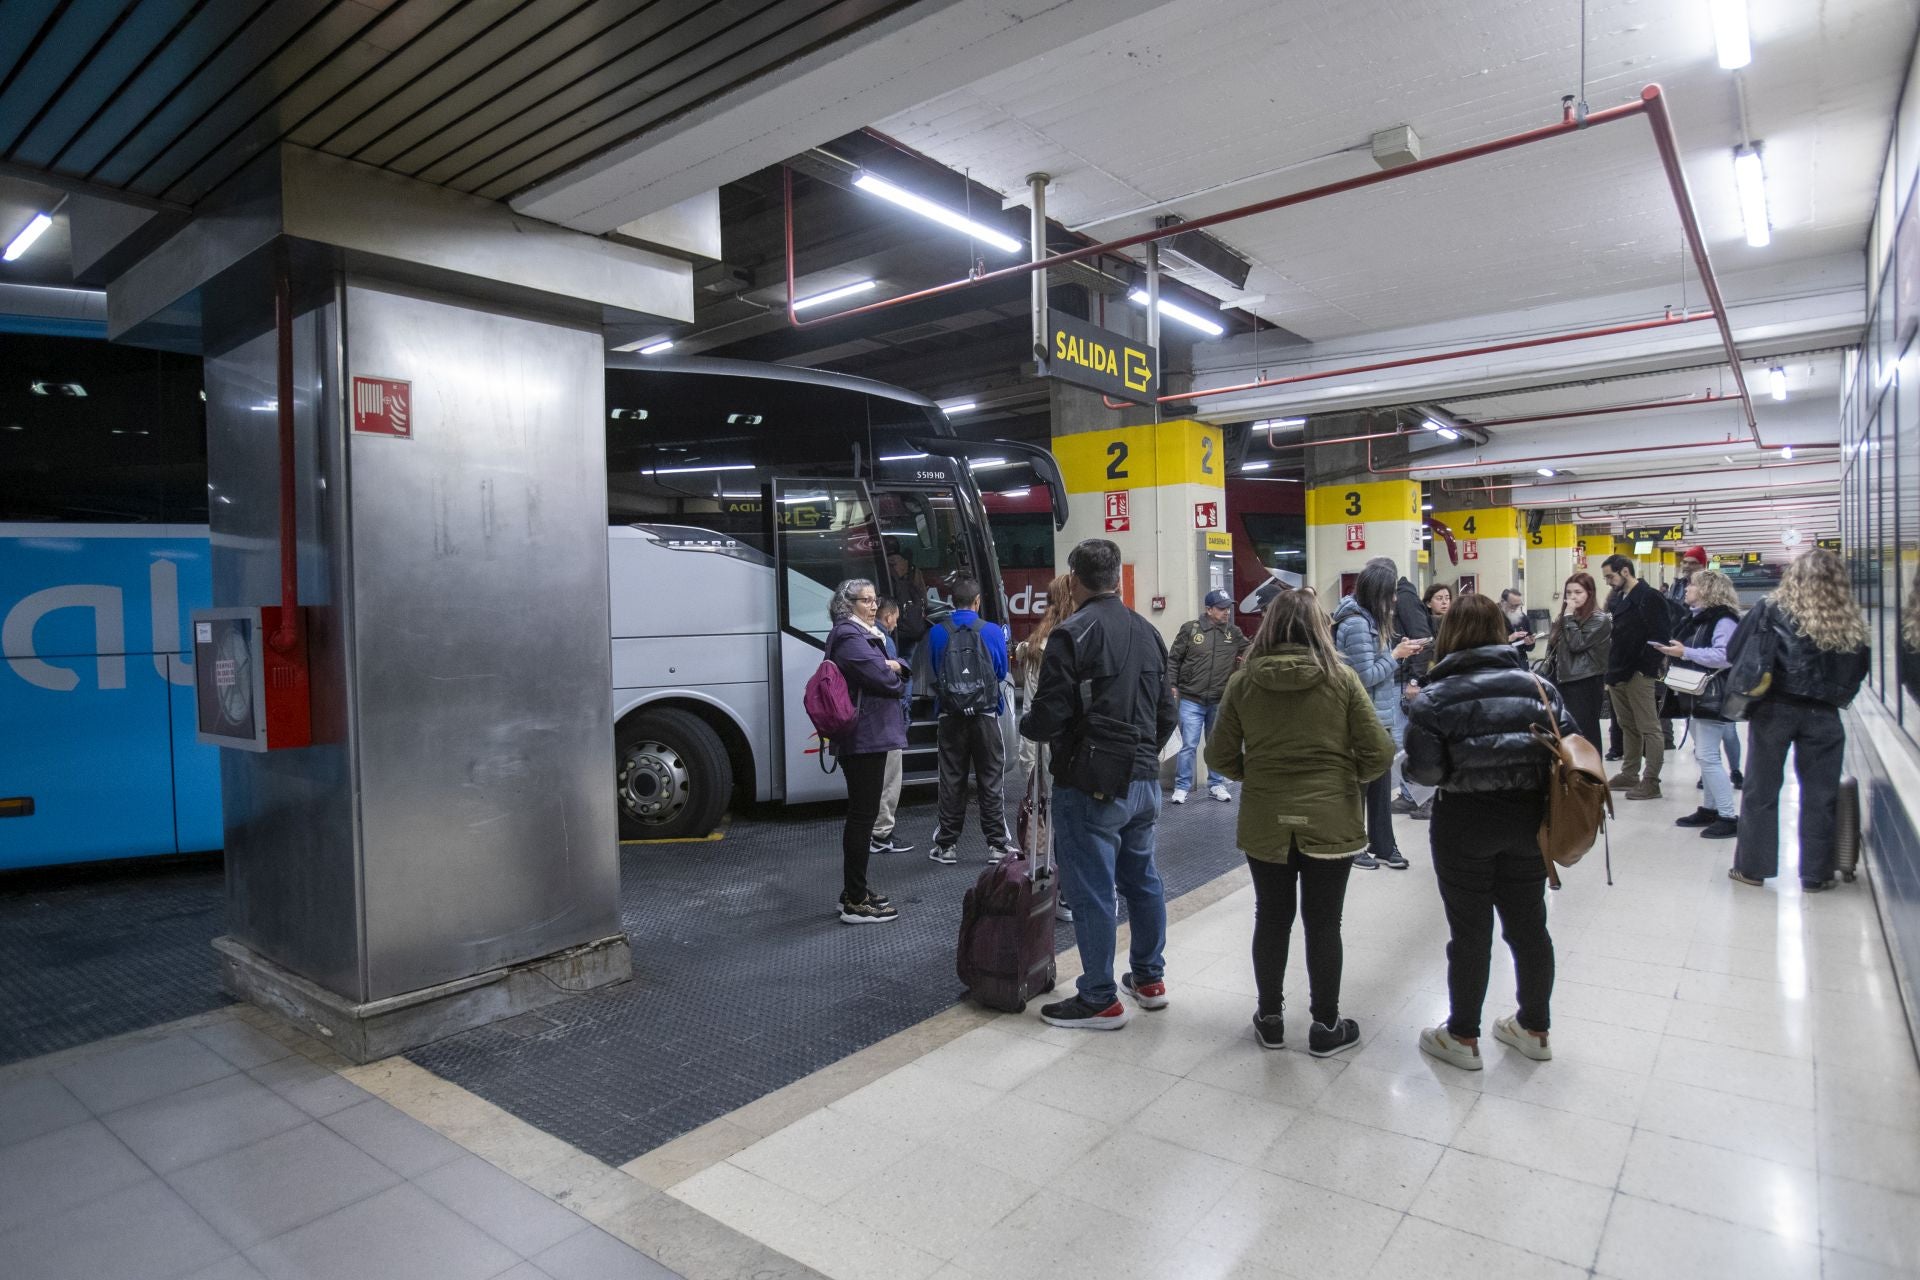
[192,606,312,751]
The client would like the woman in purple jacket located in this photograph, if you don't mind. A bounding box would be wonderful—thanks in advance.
[826,579,908,923]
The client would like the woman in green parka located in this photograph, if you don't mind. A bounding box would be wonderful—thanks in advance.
[1205,588,1395,1056]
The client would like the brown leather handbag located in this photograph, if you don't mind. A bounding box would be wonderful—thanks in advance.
[1527,674,1614,889]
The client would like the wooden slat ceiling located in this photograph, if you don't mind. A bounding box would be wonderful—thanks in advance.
[0,0,910,210]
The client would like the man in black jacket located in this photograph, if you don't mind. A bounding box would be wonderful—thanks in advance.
[1600,555,1673,799]
[1021,538,1178,1031]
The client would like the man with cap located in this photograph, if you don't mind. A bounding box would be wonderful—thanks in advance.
[1669,546,1710,605]
[1167,589,1253,803]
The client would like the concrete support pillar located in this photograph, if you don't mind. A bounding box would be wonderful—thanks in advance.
[103,146,693,1060]
[1306,479,1421,597]
[1429,504,1521,600]
[1580,533,1616,576]
[1525,519,1580,612]
[1050,414,1226,643]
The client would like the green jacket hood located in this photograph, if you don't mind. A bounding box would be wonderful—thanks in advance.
[1243,648,1333,693]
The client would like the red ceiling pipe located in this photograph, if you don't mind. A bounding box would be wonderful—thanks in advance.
[1638,85,1758,443]
[1363,429,1835,477]
[1121,311,1716,410]
[784,94,1655,330]
[269,251,298,654]
[1459,393,1742,430]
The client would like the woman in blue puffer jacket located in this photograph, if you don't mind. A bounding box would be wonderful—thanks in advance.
[1331,560,1426,870]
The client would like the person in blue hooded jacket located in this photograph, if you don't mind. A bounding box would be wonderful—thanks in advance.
[1331,560,1424,870]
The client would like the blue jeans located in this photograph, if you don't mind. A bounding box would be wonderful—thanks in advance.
[1175,698,1226,792]
[1054,780,1168,1007]
[1391,700,1434,805]
[1694,718,1740,819]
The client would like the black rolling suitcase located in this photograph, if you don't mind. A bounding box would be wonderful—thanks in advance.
[1835,775,1862,883]
[955,769,1058,1012]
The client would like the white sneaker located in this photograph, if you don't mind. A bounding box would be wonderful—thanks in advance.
[1493,1015,1552,1060]
[1170,789,1189,804]
[1209,784,1232,802]
[1418,1024,1484,1071]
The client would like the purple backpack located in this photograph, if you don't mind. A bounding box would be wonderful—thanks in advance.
[804,656,860,746]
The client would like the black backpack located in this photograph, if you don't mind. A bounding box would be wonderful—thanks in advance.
[937,619,998,716]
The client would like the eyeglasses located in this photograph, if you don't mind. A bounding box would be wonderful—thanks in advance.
[854,595,878,604]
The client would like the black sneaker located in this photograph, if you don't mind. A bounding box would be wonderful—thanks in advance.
[889,836,917,853]
[1731,770,1745,790]
[928,845,957,865]
[1802,878,1836,893]
[1675,807,1717,828]
[1604,749,1623,761]
[1410,801,1433,821]
[838,895,898,924]
[1389,795,1417,815]
[1381,850,1409,870]
[1252,1012,1285,1050]
[868,838,895,855]
[1040,996,1132,1030]
[1352,852,1379,870]
[1308,1017,1361,1057]
[1697,779,1704,790]
[1701,818,1738,839]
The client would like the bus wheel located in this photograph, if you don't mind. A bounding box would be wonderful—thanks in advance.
[616,708,732,841]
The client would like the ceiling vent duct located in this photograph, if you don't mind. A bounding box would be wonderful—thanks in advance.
[1152,216,1253,290]
[1370,125,1423,170]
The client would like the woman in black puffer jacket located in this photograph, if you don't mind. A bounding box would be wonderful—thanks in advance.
[1405,594,1580,1074]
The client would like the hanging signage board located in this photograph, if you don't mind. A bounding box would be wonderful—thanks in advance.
[1623,524,1684,544]
[1041,313,1158,404]
[1104,490,1131,533]
[1817,537,1842,552]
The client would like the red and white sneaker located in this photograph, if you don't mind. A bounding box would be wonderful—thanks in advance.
[1040,996,1133,1030]
[1121,973,1169,1010]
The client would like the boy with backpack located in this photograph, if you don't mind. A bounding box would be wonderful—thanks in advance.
[926,576,1016,864]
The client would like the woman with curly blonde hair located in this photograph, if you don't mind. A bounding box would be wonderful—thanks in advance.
[1728,549,1870,891]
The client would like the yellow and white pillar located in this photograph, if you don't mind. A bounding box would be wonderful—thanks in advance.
[1525,521,1579,613]
[1305,479,1420,598]
[1051,418,1226,644]
[1429,505,1521,600]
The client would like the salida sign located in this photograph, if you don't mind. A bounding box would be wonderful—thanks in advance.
[1041,312,1158,405]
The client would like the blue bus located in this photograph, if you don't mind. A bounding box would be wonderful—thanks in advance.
[2,334,221,869]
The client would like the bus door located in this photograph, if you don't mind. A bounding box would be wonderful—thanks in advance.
[772,478,890,803]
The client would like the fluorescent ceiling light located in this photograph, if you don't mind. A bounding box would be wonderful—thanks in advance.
[791,279,877,311]
[1780,446,1795,459]
[1242,461,1273,472]
[1436,428,1460,441]
[941,401,977,414]
[1127,289,1226,336]
[4,213,52,261]
[968,457,1012,470]
[1768,366,1786,400]
[1709,0,1752,70]
[1421,418,1444,432]
[1733,146,1770,248]
[1421,502,1434,511]
[649,463,754,475]
[853,173,1023,254]
[1537,467,1558,477]
[1254,418,1305,430]
[879,452,929,462]
[639,340,674,355]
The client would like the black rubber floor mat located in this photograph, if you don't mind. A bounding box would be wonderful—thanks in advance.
[0,856,229,1064]
[409,788,1250,1166]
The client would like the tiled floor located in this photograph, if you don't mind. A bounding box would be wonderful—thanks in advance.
[664,777,1920,1280]
[0,1017,682,1280]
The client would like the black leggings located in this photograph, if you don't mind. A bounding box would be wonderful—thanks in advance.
[1560,675,1603,751]
[1429,791,1554,1039]
[840,752,888,902]
[1247,850,1355,1024]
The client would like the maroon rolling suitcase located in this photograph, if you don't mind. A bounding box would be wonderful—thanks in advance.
[956,769,1058,1012]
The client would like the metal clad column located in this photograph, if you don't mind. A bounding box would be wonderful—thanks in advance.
[1525,520,1579,612]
